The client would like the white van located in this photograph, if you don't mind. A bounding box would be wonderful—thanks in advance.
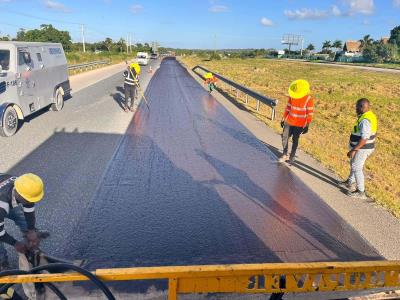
[0,41,70,137]
[136,52,149,66]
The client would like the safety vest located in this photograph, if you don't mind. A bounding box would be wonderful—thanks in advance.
[124,68,139,86]
[283,95,314,127]
[349,110,377,150]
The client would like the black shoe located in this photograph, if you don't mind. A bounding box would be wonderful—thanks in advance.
[347,189,367,199]
[339,179,356,190]
[286,156,295,164]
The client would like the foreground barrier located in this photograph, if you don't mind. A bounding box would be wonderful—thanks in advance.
[1,261,400,299]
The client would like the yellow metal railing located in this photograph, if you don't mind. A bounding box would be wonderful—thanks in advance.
[1,261,400,299]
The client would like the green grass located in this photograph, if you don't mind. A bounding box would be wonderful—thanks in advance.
[66,51,130,65]
[181,56,400,217]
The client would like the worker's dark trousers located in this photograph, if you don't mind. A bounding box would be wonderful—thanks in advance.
[124,83,137,109]
[282,124,303,159]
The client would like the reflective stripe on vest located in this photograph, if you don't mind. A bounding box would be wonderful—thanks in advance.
[124,69,138,86]
[349,111,377,149]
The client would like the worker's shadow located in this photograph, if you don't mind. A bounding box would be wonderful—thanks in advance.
[110,86,126,110]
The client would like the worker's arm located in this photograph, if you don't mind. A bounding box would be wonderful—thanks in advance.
[22,203,36,230]
[306,97,314,125]
[282,98,291,122]
[0,208,17,246]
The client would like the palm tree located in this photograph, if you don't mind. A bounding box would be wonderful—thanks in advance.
[322,40,332,53]
[332,40,343,51]
[359,35,374,48]
[306,43,315,52]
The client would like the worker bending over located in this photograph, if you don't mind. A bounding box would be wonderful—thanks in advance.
[123,63,141,112]
[0,173,45,270]
[204,72,218,93]
[340,98,377,199]
[279,79,314,164]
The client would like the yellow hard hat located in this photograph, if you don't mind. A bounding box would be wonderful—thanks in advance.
[288,79,310,99]
[204,72,213,79]
[14,173,44,203]
[130,63,141,74]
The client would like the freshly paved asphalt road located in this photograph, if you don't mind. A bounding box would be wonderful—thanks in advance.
[0,60,159,264]
[63,58,380,274]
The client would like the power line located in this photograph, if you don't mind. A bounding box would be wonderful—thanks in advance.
[1,8,81,25]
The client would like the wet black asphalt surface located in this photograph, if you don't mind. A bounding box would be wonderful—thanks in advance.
[63,58,380,275]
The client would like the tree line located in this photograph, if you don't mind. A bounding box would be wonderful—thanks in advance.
[0,24,154,54]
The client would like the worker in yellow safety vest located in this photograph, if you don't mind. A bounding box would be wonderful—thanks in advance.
[340,98,377,199]
[123,63,141,112]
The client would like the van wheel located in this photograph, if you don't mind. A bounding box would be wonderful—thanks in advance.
[51,88,64,111]
[0,106,19,137]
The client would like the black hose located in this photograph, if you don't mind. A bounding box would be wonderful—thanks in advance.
[0,263,116,300]
[30,263,116,300]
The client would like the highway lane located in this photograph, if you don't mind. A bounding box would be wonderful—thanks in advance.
[0,60,160,263]
[65,58,380,274]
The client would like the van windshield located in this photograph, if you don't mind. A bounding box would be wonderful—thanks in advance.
[0,50,10,71]
[137,55,147,58]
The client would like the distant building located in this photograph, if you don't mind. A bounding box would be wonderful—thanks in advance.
[343,40,362,57]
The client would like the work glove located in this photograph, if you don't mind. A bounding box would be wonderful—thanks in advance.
[280,120,285,128]
[302,126,309,134]
[14,241,27,254]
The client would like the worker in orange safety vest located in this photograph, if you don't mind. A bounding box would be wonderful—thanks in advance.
[279,79,315,164]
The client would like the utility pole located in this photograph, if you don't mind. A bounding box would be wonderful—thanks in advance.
[81,24,86,53]
[126,34,129,54]
[300,37,304,56]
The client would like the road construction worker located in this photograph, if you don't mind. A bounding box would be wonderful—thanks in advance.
[340,98,377,199]
[279,79,314,164]
[0,173,44,270]
[123,63,141,112]
[204,72,218,93]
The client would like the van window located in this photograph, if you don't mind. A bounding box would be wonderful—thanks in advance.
[0,50,10,71]
[18,51,32,65]
[36,53,42,62]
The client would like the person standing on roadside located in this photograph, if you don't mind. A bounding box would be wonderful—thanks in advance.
[340,98,377,199]
[279,79,314,164]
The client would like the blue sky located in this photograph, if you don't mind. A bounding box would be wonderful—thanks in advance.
[0,0,399,50]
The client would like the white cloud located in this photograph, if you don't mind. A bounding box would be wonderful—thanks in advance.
[209,5,228,12]
[130,4,143,14]
[331,5,342,16]
[394,0,400,7]
[284,8,329,20]
[260,17,273,26]
[344,0,374,15]
[43,0,71,13]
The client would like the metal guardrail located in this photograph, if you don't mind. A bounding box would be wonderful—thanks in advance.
[193,65,278,120]
[68,60,110,71]
[0,261,399,299]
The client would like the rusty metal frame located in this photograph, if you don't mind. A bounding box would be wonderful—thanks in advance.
[0,261,399,299]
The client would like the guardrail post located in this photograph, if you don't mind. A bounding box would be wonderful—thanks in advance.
[236,89,239,99]
[168,278,178,300]
[245,95,248,104]
[256,100,260,111]
[271,108,276,120]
